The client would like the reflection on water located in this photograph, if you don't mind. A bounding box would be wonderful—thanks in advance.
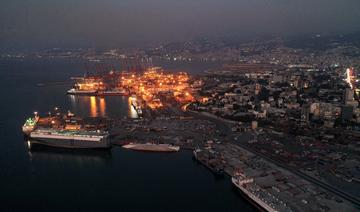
[69,94,76,109]
[99,97,106,117]
[27,142,112,166]
[67,95,129,118]
[90,96,97,117]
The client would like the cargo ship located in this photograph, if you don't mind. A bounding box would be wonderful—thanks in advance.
[29,129,111,149]
[193,148,224,176]
[231,172,291,212]
[122,143,180,152]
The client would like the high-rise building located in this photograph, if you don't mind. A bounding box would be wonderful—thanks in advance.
[344,88,354,103]
[346,67,355,89]
[255,83,261,95]
[344,88,359,108]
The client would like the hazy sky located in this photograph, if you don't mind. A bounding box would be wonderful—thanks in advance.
[1,0,360,49]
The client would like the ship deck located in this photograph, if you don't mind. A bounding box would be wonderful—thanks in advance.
[34,128,108,137]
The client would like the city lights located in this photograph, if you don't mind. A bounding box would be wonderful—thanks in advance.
[120,67,194,109]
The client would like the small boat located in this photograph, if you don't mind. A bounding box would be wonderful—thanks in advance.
[122,143,180,152]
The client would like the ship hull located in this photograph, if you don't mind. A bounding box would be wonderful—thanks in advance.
[231,178,276,212]
[29,137,111,149]
[232,184,267,212]
[192,150,224,176]
[67,89,97,95]
[97,91,128,96]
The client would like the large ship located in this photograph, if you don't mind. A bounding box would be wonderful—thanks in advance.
[231,172,291,212]
[67,88,97,95]
[67,88,129,96]
[97,88,128,96]
[24,110,111,149]
[193,148,225,176]
[67,70,130,96]
[29,129,111,149]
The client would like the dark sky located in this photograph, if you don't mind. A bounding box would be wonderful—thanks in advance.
[1,0,360,49]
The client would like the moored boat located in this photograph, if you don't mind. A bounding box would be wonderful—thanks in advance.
[67,88,97,95]
[29,129,111,149]
[122,143,180,152]
[232,172,291,212]
[97,89,128,96]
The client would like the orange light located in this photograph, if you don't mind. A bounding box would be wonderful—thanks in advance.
[90,96,97,117]
[99,98,106,117]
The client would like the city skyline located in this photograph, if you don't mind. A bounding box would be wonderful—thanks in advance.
[1,0,360,49]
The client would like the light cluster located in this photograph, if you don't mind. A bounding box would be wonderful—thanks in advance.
[122,67,194,109]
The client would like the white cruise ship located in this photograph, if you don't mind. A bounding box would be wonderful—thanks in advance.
[67,88,97,95]
[29,129,111,149]
[232,173,292,212]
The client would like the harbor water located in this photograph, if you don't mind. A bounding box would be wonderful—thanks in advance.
[0,58,255,211]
